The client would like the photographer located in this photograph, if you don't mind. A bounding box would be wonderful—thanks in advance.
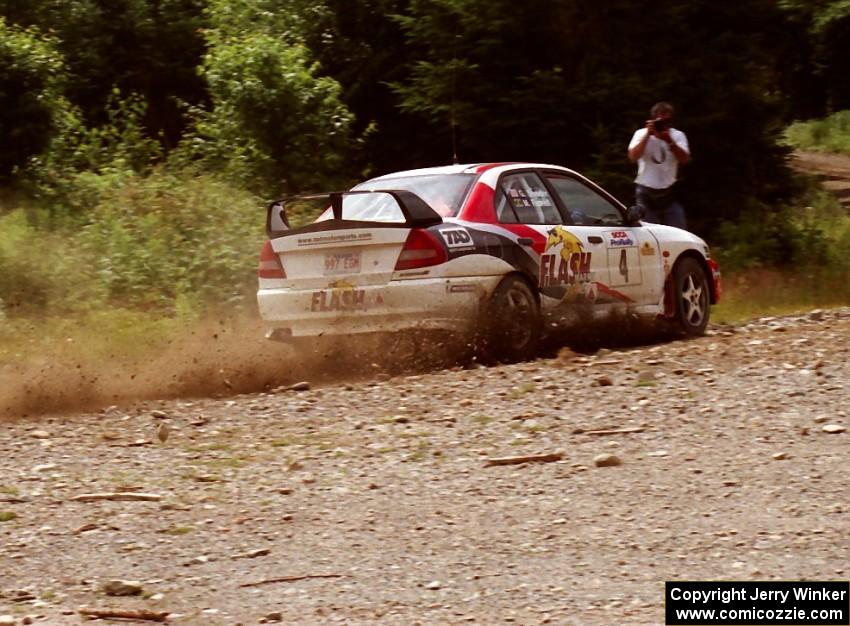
[627,102,690,229]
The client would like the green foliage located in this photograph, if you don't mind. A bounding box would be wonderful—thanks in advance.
[714,207,829,271]
[77,171,263,310]
[785,110,850,155]
[712,182,850,322]
[714,178,850,275]
[26,91,163,216]
[0,18,66,179]
[204,0,325,44]
[390,0,571,165]
[62,92,162,174]
[388,0,796,227]
[4,0,850,330]
[288,1,410,170]
[190,29,355,194]
[0,171,263,318]
[779,0,850,112]
[0,0,209,148]
[0,209,97,315]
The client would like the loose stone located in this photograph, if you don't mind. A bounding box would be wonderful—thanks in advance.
[101,580,143,596]
[593,454,622,468]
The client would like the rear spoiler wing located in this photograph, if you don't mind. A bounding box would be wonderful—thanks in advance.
[266,190,443,238]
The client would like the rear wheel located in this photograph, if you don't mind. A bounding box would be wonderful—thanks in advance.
[672,257,710,336]
[480,275,541,363]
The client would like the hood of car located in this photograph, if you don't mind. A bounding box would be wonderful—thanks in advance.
[642,222,708,247]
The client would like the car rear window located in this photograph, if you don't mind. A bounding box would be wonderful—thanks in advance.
[329,173,474,221]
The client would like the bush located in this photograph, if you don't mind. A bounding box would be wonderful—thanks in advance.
[25,91,162,219]
[76,171,265,312]
[0,209,97,316]
[714,205,830,271]
[785,110,850,155]
[0,170,265,318]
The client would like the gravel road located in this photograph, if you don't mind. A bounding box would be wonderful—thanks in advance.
[1,310,848,625]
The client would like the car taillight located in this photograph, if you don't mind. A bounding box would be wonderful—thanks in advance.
[257,240,286,278]
[707,258,722,303]
[394,229,448,271]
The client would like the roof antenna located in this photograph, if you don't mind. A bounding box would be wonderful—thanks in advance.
[450,23,460,165]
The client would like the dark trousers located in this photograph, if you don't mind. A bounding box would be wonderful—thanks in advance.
[635,184,687,230]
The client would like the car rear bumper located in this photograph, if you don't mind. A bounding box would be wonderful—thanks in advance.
[258,276,499,338]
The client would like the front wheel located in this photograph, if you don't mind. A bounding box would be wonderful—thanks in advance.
[479,275,541,363]
[672,257,710,336]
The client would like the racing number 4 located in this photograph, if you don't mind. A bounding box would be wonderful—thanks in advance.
[619,249,629,283]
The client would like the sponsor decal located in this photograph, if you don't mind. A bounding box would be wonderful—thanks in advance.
[310,279,368,312]
[608,230,635,247]
[595,282,633,303]
[448,284,477,293]
[641,241,656,256]
[297,232,372,247]
[439,227,475,250]
[539,226,592,289]
[528,189,553,206]
[508,187,533,208]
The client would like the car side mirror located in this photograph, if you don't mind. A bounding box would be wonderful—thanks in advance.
[626,205,643,226]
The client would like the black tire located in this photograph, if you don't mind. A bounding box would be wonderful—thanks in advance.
[672,257,710,336]
[480,275,541,363]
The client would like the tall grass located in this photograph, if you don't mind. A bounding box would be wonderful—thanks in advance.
[0,169,281,416]
[1,170,264,318]
[712,182,850,323]
[712,267,850,324]
[785,110,850,155]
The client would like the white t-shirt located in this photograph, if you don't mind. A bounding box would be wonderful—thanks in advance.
[628,127,689,189]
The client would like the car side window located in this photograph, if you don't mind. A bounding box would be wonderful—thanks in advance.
[546,175,624,226]
[496,172,562,225]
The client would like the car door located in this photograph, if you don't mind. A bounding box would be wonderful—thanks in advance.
[493,170,609,313]
[540,171,664,307]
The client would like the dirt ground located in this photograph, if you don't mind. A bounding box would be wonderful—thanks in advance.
[791,150,850,207]
[1,309,848,625]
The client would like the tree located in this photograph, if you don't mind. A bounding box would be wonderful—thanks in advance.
[193,28,355,193]
[388,0,797,230]
[292,0,417,176]
[0,0,208,149]
[779,0,850,114]
[0,18,66,180]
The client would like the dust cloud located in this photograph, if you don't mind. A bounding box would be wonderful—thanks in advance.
[0,318,470,420]
[0,309,674,420]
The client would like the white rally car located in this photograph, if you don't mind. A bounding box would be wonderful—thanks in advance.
[257,163,721,362]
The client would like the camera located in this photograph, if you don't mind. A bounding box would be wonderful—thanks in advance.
[652,118,669,133]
